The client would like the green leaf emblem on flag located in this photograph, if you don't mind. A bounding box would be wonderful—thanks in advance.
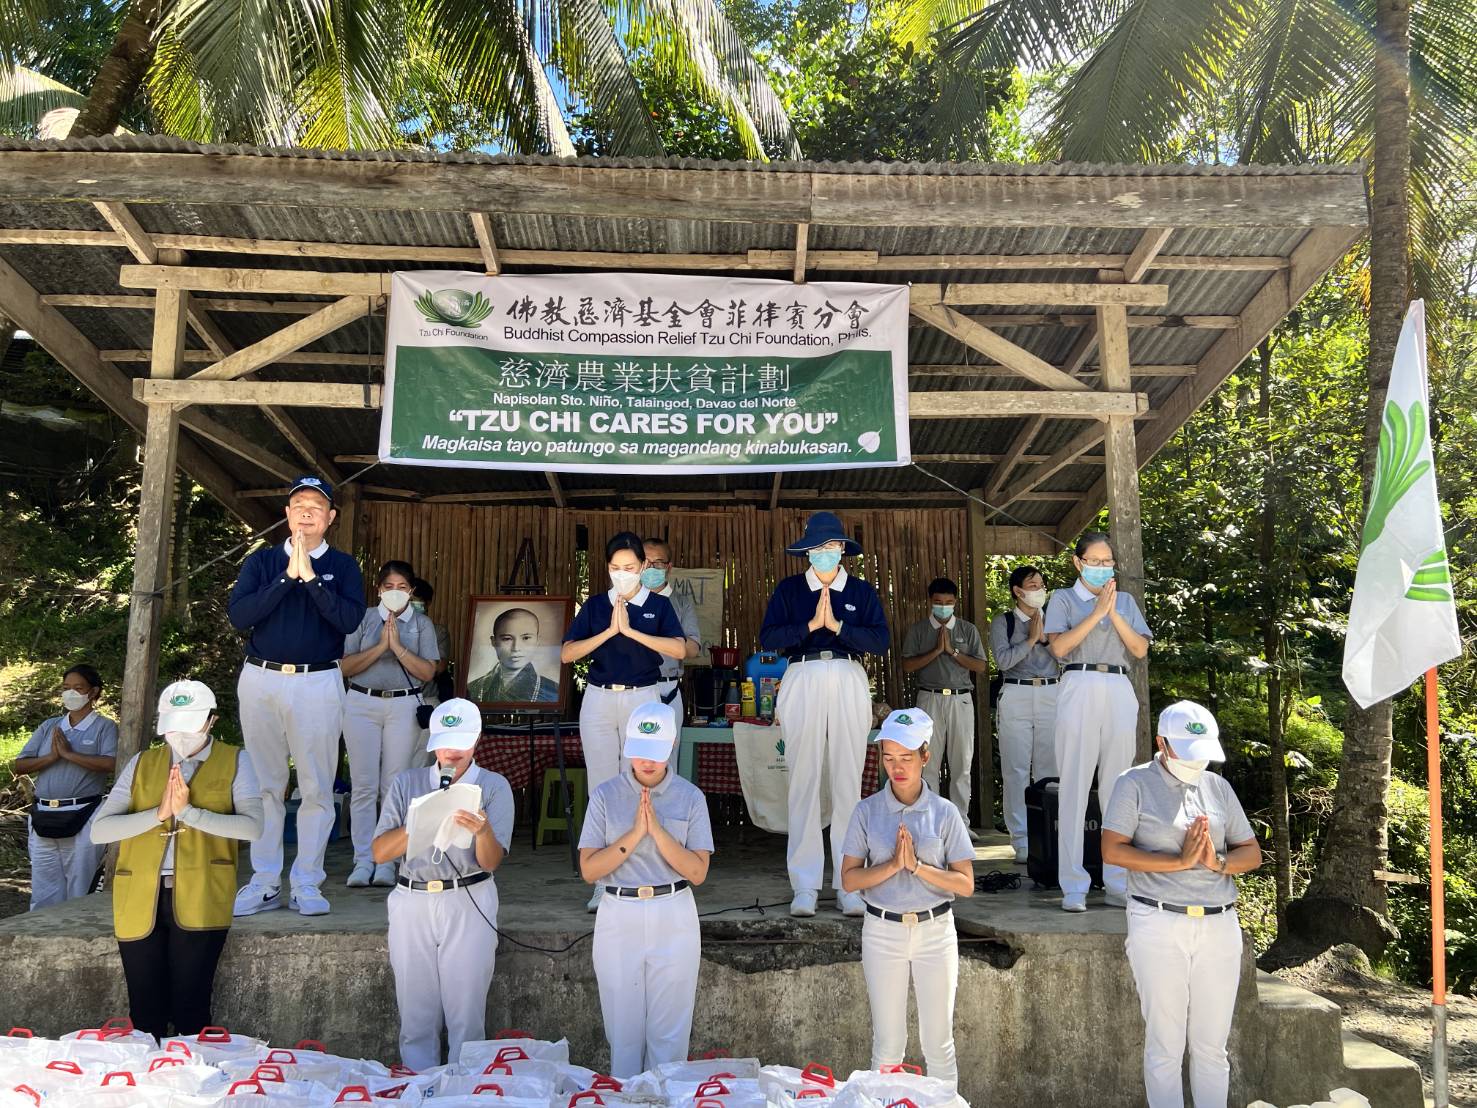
[1406,551,1453,603]
[1362,400,1431,549]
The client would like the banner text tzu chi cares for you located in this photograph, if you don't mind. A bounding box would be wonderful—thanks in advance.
[378,271,911,474]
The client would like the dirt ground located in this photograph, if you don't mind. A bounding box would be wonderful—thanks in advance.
[1277,946,1476,1107]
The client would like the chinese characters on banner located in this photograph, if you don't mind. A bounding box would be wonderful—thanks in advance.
[378,271,911,474]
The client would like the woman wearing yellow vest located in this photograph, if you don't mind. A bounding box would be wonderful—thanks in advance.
[90,679,263,1038]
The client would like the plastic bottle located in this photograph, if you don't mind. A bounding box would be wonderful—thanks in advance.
[741,679,757,718]
[724,680,741,722]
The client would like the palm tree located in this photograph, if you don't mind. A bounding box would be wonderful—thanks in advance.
[1,0,798,155]
[922,0,1477,952]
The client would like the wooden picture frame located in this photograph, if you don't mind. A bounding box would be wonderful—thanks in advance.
[461,594,574,712]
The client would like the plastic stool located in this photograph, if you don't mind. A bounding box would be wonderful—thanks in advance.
[536,768,588,846]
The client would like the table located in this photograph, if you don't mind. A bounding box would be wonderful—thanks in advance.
[473,730,584,791]
[678,725,883,797]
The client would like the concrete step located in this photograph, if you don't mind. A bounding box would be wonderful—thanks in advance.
[1339,1030,1424,1108]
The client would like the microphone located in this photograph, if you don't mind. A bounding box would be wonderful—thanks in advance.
[437,764,454,791]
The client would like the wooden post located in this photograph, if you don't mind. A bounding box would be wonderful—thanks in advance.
[336,482,365,564]
[1096,304,1151,758]
[117,288,188,773]
[967,487,996,831]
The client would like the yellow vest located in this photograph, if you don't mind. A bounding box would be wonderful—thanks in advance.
[114,743,240,942]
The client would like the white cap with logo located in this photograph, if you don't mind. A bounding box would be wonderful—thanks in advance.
[623,702,677,763]
[1156,700,1225,762]
[876,707,934,751]
[157,680,217,735]
[424,697,483,752]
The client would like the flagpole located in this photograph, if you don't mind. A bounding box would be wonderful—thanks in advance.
[1426,665,1448,1108]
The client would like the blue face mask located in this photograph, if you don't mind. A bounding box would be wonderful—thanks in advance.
[640,567,667,590]
[932,604,955,621]
[1081,565,1115,589]
[808,549,843,574]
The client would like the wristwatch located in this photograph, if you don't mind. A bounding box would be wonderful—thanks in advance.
[1216,852,1228,874]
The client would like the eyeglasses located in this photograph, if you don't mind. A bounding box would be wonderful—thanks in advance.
[1079,557,1116,567]
[646,559,671,568]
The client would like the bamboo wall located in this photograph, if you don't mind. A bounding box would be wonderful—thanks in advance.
[362,503,976,709]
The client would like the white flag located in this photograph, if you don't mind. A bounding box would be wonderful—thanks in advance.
[1343,300,1463,708]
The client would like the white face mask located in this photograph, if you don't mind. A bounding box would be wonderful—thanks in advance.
[1019,588,1048,610]
[61,690,91,712]
[165,730,209,761]
[1162,753,1209,785]
[380,589,410,614]
[610,569,642,595]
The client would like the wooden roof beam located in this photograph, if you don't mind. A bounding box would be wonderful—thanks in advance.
[910,302,1090,392]
[470,212,501,275]
[792,224,809,284]
[190,295,372,380]
[910,283,1168,308]
[545,471,566,508]
[1114,228,1174,284]
[134,379,383,408]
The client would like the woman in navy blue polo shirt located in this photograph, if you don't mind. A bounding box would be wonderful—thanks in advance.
[563,531,686,908]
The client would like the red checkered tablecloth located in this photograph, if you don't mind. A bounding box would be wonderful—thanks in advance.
[473,732,585,791]
[694,737,882,798]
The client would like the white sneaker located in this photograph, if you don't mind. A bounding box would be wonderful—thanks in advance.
[233,882,282,917]
[346,863,373,888]
[586,887,604,913]
[837,891,866,917]
[372,863,397,888]
[1104,891,1127,908]
[1061,893,1087,913]
[291,886,331,916]
[790,890,818,917]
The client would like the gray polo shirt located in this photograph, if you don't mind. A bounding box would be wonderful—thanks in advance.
[375,765,515,883]
[343,607,441,691]
[18,712,119,799]
[579,768,714,887]
[1043,580,1152,668]
[1101,758,1256,906]
[841,782,974,912]
[901,617,984,691]
[988,609,1059,680]
[657,587,701,682]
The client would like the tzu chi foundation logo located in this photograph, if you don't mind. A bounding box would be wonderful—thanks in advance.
[416,288,493,328]
[638,720,661,734]
[441,714,463,727]
[170,692,194,707]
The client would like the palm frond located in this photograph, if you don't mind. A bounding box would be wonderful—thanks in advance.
[0,0,61,70]
[167,0,300,141]
[943,0,1124,74]
[548,0,662,154]
[0,64,83,134]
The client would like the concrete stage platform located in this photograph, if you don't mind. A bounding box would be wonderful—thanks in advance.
[0,828,1422,1107]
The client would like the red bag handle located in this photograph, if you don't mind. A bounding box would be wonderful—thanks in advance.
[387,1064,417,1077]
[800,1063,836,1088]
[166,1041,194,1057]
[568,1094,604,1107]
[5,1029,32,1038]
[335,1088,373,1103]
[590,1075,623,1092]
[264,1049,298,1064]
[149,1058,185,1071]
[101,1018,135,1034]
[886,1101,920,1108]
[699,1049,731,1060]
[45,1061,83,1074]
[880,1064,922,1076]
[473,1084,505,1095]
[493,1029,533,1039]
[11,1086,39,1106]
[251,1064,286,1083]
[75,1030,108,1041]
[796,1090,828,1100]
[379,1084,409,1100]
[296,1040,328,1053]
[492,1046,529,1063]
[694,1080,730,1097]
[197,1027,233,1043]
[100,1072,137,1087]
[695,1100,727,1108]
[482,1064,513,1076]
[227,1079,266,1095]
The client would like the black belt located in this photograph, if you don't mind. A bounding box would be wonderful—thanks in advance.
[246,657,339,675]
[34,794,102,809]
[866,903,952,925]
[348,683,420,699]
[1062,663,1127,676]
[397,872,490,894]
[588,682,659,692]
[1131,895,1234,917]
[919,687,972,695]
[787,651,859,664]
[1002,677,1059,687]
[603,880,690,899]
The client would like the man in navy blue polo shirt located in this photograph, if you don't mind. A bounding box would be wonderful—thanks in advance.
[228,475,365,917]
[760,512,889,918]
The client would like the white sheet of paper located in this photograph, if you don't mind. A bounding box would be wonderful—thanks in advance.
[405,782,483,859]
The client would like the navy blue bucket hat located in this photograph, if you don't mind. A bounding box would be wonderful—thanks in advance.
[786,511,862,557]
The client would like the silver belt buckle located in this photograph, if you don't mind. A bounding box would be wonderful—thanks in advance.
[818,650,833,660]
[901,911,920,926]
[637,885,655,899]
[281,663,298,675]
[940,689,952,696]
[1186,904,1205,918]
[1094,664,1108,673]
[425,879,444,893]
[45,800,61,809]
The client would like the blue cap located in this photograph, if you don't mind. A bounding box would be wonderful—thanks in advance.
[288,475,334,505]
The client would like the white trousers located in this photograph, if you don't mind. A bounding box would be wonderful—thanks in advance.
[238,663,344,891]
[27,814,102,910]
[1125,904,1243,1108]
[777,658,871,893]
[916,691,975,825]
[997,682,1060,855]
[1054,671,1137,897]
[387,880,499,1072]
[344,690,422,865]
[580,684,661,791]
[593,887,701,1078]
[861,911,960,1089]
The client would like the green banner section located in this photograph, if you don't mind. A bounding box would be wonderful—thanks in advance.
[385,345,901,469]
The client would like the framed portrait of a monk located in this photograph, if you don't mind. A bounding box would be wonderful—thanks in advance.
[462,595,574,711]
